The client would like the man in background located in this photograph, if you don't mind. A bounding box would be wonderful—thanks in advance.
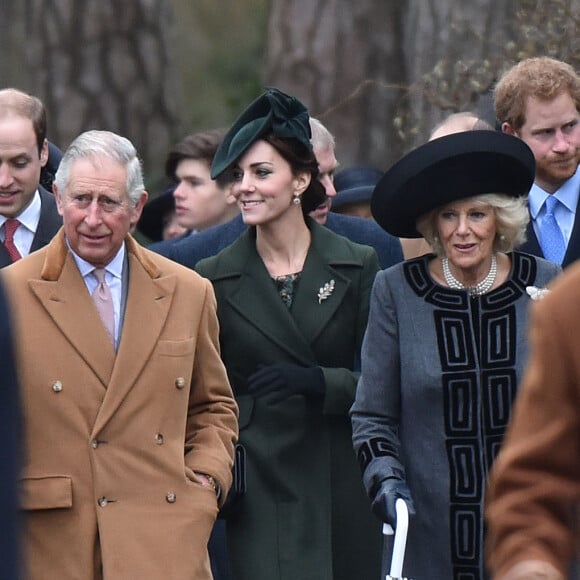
[0,88,61,267]
[495,56,580,267]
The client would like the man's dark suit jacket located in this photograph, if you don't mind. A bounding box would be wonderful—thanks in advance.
[0,280,21,579]
[520,216,580,269]
[0,188,62,268]
[150,212,404,270]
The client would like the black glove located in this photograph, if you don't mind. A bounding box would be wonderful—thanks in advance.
[371,477,415,527]
[247,363,325,404]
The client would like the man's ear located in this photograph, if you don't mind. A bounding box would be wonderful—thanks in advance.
[53,184,64,216]
[501,122,517,136]
[40,139,49,167]
[129,191,148,228]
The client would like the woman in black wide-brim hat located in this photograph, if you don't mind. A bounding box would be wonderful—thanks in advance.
[195,88,382,580]
[351,130,562,580]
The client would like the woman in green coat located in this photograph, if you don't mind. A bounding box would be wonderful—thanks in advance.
[196,88,381,580]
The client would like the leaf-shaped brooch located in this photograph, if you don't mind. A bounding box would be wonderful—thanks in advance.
[526,286,550,301]
[317,279,335,304]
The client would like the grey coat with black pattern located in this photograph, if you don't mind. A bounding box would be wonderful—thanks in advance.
[351,251,561,580]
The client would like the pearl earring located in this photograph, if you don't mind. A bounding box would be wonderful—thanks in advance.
[292,195,301,206]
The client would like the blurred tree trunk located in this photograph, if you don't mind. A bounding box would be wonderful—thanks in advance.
[265,0,406,171]
[0,2,28,86]
[266,0,519,169]
[401,0,517,146]
[23,0,182,184]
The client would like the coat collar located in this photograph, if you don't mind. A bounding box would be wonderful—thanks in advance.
[209,219,365,363]
[28,231,176,432]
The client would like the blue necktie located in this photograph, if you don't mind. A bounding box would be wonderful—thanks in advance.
[540,195,566,264]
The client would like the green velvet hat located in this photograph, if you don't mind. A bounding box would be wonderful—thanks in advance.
[210,87,313,179]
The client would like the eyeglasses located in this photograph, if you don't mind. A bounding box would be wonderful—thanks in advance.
[67,194,128,213]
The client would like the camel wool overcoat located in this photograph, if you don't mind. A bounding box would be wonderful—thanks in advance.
[2,230,238,580]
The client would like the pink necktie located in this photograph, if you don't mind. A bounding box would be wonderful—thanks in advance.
[92,268,115,344]
[3,219,22,262]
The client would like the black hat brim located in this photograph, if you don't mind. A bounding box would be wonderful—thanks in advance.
[137,188,176,242]
[371,131,535,238]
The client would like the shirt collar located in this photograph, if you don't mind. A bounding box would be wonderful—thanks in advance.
[0,190,41,232]
[70,242,126,280]
[528,165,580,218]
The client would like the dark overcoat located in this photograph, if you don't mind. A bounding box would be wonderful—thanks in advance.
[196,220,382,580]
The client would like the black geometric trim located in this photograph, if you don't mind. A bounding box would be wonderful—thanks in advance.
[443,373,478,436]
[404,252,535,310]
[435,312,476,371]
[446,439,483,502]
[480,306,516,366]
[481,369,517,434]
[357,437,398,472]
[449,504,482,563]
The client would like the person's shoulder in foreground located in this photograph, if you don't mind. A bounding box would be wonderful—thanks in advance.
[325,211,403,269]
[485,261,580,580]
[0,278,21,580]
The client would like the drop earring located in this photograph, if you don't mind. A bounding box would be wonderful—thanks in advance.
[292,195,301,206]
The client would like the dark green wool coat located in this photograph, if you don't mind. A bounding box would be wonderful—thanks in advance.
[196,220,381,580]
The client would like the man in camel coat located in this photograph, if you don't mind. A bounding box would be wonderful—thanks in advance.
[2,130,238,580]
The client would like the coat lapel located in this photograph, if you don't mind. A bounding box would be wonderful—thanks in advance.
[28,236,116,387]
[215,222,363,364]
[224,239,317,364]
[291,242,352,345]
[92,240,175,433]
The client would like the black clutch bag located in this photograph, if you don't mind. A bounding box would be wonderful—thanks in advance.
[218,443,246,519]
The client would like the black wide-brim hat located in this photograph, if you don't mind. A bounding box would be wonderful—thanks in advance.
[371,130,535,238]
[210,87,313,179]
[136,183,176,242]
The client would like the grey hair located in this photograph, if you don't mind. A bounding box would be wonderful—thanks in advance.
[309,117,335,152]
[54,130,145,206]
[416,193,529,256]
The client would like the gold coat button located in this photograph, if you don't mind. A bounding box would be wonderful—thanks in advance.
[166,492,176,503]
[52,380,63,393]
[91,440,100,449]
[175,377,186,389]
[98,497,108,507]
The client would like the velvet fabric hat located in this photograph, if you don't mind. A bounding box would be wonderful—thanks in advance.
[333,166,384,209]
[136,183,176,242]
[210,87,313,179]
[371,130,535,238]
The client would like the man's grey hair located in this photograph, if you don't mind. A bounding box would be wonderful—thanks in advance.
[309,117,335,153]
[54,130,145,206]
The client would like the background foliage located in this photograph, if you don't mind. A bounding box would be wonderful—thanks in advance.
[1,0,578,194]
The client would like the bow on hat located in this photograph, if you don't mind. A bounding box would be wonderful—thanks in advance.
[210,87,312,179]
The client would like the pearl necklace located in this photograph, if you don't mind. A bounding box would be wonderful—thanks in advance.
[442,254,497,296]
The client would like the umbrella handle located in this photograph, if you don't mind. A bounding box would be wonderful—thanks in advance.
[382,498,409,579]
